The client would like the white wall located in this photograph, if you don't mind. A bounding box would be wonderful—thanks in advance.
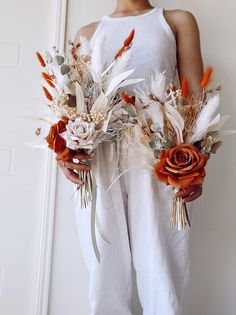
[0,1,54,314]
[49,1,236,315]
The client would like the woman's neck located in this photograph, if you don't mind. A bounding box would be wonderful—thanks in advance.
[113,0,153,15]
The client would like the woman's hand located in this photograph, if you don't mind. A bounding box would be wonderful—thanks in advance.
[175,185,202,202]
[57,151,91,186]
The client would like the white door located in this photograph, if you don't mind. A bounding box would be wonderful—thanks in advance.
[0,0,55,314]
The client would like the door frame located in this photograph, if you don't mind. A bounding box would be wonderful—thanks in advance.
[30,1,68,314]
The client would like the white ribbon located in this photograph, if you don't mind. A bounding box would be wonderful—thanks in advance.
[91,173,111,263]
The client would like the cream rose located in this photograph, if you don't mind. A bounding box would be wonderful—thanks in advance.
[61,117,95,150]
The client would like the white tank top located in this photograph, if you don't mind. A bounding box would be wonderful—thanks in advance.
[90,6,177,92]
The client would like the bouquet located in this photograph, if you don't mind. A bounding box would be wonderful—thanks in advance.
[34,29,144,261]
[134,68,236,231]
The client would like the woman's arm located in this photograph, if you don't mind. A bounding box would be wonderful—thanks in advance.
[165,10,204,202]
[165,9,204,96]
[74,21,100,44]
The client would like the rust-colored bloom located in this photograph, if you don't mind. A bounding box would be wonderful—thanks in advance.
[154,143,209,189]
[56,148,73,161]
[46,124,58,150]
[45,117,73,161]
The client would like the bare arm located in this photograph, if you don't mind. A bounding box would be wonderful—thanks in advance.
[74,21,100,44]
[176,11,204,95]
[165,10,204,202]
[165,10,204,96]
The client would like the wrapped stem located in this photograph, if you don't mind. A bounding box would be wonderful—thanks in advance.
[76,169,93,209]
[170,193,191,231]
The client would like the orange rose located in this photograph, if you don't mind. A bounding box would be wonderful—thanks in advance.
[45,117,73,161]
[56,148,73,162]
[154,143,209,189]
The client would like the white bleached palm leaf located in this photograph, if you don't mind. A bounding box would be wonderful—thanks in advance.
[76,81,87,113]
[91,91,109,113]
[105,69,135,96]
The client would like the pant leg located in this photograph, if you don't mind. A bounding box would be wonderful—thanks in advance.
[74,142,133,315]
[126,151,193,315]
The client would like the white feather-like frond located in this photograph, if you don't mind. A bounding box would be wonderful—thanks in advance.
[189,94,220,143]
[90,33,107,83]
[151,70,167,101]
[133,70,167,104]
[164,103,184,144]
[79,35,92,55]
[108,49,132,81]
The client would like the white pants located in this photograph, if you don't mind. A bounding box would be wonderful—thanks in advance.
[75,140,193,315]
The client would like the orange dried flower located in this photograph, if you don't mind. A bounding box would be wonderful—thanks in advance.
[36,52,46,67]
[181,78,188,98]
[124,29,135,47]
[115,47,126,60]
[42,72,51,81]
[42,86,53,101]
[115,29,135,60]
[154,144,209,189]
[123,94,135,105]
[46,79,55,88]
[200,67,213,88]
[60,116,69,124]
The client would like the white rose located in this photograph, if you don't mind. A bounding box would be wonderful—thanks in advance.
[61,117,95,150]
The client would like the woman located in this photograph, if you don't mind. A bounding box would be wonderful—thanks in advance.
[58,1,204,314]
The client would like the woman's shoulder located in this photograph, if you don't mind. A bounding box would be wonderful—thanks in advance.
[74,21,101,44]
[163,9,199,37]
